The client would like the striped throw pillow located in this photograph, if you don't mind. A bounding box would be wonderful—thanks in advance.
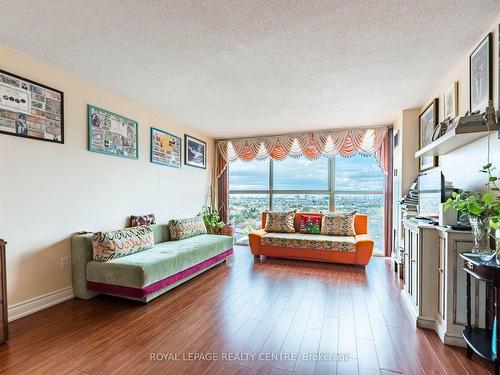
[168,216,207,240]
[92,225,154,261]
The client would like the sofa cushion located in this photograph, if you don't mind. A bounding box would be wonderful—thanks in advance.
[150,224,170,244]
[321,211,356,236]
[92,225,155,261]
[168,216,207,240]
[130,213,156,227]
[86,234,233,289]
[299,214,321,234]
[261,232,356,252]
[264,210,296,233]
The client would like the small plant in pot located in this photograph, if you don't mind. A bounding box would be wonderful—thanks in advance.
[200,206,225,234]
[445,163,500,261]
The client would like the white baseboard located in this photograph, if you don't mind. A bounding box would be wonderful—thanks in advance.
[8,286,74,322]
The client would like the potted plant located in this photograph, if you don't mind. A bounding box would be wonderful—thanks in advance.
[445,163,500,261]
[200,206,225,234]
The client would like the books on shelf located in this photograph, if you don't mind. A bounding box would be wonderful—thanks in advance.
[400,179,419,219]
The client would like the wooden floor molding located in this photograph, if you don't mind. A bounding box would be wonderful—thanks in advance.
[7,286,74,322]
[0,246,493,374]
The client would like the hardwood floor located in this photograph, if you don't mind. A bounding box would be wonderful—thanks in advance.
[0,246,494,374]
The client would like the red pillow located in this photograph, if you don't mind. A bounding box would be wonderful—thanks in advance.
[300,215,321,234]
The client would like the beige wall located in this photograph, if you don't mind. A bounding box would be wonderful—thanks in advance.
[0,44,214,306]
[418,19,500,191]
[393,108,420,198]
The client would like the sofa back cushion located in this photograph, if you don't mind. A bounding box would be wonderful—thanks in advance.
[299,214,321,234]
[150,224,170,244]
[168,216,207,240]
[321,211,357,236]
[92,225,155,261]
[264,210,296,233]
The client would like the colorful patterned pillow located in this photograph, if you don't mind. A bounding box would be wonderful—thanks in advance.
[130,213,156,227]
[300,215,321,234]
[92,225,154,261]
[321,211,357,236]
[264,210,296,233]
[168,216,207,240]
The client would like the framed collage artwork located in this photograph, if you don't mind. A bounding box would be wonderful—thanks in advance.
[150,127,181,168]
[0,69,64,143]
[88,105,138,159]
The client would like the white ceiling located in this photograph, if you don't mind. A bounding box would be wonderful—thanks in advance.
[1,1,499,138]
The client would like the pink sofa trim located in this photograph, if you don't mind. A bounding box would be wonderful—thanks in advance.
[87,248,233,298]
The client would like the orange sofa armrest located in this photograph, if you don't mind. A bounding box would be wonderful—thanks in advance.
[354,234,374,266]
[249,229,267,255]
[354,214,368,235]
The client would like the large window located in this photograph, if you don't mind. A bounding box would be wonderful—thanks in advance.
[229,154,385,254]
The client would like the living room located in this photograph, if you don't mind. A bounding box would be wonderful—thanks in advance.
[1,1,500,374]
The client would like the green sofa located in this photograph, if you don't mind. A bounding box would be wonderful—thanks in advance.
[72,224,233,302]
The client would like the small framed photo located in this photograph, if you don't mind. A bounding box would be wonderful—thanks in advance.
[184,134,206,169]
[0,69,64,143]
[150,127,181,168]
[419,99,439,171]
[470,33,492,113]
[443,81,458,120]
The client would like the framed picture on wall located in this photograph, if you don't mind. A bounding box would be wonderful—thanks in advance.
[150,127,181,168]
[419,99,438,171]
[88,104,138,159]
[184,134,206,169]
[0,69,64,143]
[470,33,492,113]
[443,81,458,120]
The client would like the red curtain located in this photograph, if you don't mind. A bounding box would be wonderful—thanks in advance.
[382,128,394,257]
[217,151,229,224]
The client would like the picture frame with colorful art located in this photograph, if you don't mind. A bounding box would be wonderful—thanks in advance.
[0,69,64,144]
[88,104,139,159]
[419,99,438,171]
[443,81,458,120]
[150,127,181,168]
[184,134,206,169]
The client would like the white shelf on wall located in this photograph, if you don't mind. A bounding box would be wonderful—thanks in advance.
[415,123,498,158]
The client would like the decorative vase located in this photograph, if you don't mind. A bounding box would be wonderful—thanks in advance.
[469,216,494,261]
[221,224,235,237]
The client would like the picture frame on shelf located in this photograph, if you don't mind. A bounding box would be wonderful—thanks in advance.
[184,134,206,169]
[470,33,492,113]
[150,127,181,168]
[88,104,139,159]
[443,81,458,120]
[0,69,64,143]
[419,98,438,171]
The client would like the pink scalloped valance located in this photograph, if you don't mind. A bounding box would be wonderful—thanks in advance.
[216,127,389,177]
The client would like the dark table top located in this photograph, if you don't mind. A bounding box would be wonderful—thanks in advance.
[460,252,500,270]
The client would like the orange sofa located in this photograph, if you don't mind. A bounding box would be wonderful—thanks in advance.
[248,212,374,266]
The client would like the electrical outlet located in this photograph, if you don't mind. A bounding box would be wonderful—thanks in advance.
[60,256,69,269]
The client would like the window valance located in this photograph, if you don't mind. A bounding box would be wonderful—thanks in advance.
[216,127,389,177]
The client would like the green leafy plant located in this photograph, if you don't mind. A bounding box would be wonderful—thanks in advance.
[444,163,500,228]
[200,206,225,234]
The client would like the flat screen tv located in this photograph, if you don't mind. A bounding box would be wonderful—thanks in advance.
[418,170,445,221]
